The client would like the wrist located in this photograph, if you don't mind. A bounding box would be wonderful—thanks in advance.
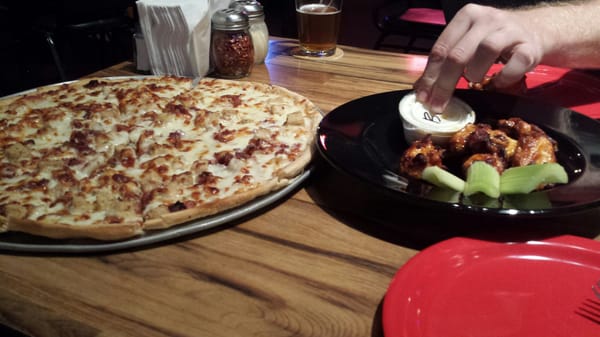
[520,1,600,68]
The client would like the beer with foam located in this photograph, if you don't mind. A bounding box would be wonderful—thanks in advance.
[296,1,342,56]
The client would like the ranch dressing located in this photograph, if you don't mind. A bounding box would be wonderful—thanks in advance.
[399,91,476,144]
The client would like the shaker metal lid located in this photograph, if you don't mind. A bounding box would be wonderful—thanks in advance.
[211,8,250,30]
[229,0,264,18]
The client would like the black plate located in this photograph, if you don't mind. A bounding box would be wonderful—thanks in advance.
[317,89,600,217]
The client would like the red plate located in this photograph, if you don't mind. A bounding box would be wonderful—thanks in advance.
[382,235,600,337]
[457,64,600,119]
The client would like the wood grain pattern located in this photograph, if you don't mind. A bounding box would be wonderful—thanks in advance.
[0,200,416,337]
[1,37,599,337]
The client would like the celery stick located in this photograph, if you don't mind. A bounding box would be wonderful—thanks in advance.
[500,163,568,195]
[464,161,500,198]
[421,166,466,192]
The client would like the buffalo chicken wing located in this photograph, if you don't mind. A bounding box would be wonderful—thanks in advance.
[497,117,557,167]
[399,135,445,179]
[399,117,558,180]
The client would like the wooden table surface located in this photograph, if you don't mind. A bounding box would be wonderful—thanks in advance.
[1,38,600,337]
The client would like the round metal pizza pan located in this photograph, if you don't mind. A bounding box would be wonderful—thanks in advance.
[1,77,319,254]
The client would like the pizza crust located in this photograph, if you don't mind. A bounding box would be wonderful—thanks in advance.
[3,216,144,241]
[0,76,322,241]
[143,178,283,230]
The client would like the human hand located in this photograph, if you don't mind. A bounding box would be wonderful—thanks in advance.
[413,4,543,114]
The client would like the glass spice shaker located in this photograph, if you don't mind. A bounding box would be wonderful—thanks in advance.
[210,9,254,79]
[229,0,269,64]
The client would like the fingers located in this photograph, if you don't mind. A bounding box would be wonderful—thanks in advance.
[493,44,539,88]
[473,26,540,88]
[414,4,541,113]
[414,9,474,108]
[428,19,498,112]
[426,57,464,113]
[415,6,500,113]
[416,36,493,113]
[413,7,468,100]
[464,33,502,83]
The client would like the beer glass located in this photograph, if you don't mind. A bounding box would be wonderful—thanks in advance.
[295,0,342,56]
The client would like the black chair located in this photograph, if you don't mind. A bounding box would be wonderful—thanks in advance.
[373,0,446,53]
[7,1,136,81]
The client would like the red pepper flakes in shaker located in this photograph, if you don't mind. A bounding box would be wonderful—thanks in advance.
[229,0,270,64]
[211,9,254,79]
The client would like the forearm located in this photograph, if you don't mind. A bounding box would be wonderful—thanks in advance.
[517,0,600,68]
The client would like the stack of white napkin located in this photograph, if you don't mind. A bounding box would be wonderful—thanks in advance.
[136,0,230,77]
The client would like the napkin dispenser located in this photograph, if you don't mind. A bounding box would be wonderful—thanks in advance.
[136,0,230,78]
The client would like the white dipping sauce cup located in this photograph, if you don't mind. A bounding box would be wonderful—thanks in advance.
[399,91,476,145]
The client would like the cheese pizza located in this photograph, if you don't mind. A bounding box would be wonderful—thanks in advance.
[0,76,322,240]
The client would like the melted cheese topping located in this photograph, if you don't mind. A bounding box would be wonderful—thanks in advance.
[0,77,320,229]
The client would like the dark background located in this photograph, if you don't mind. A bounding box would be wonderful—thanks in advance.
[0,0,561,97]
[0,0,423,97]
[0,1,139,96]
